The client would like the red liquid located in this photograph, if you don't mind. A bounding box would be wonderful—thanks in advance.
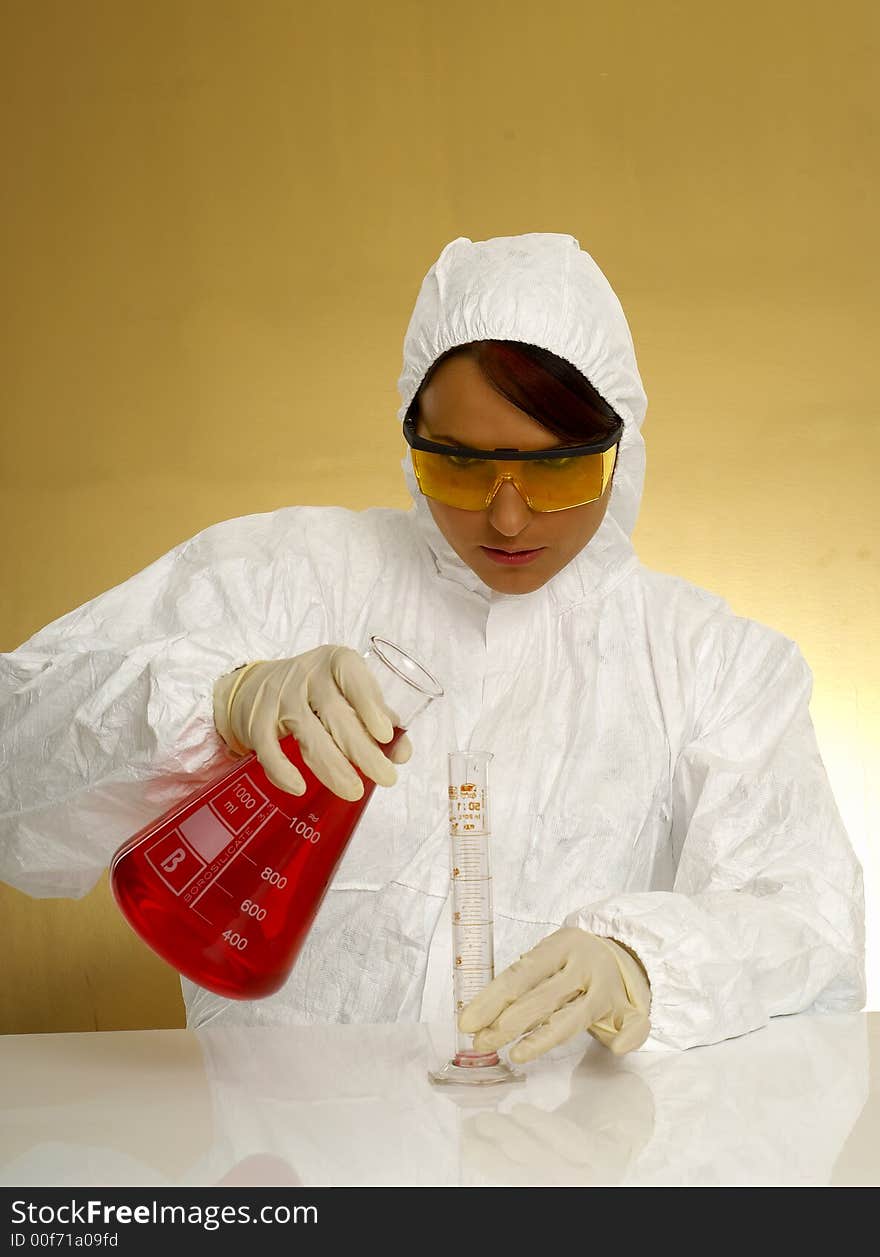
[110,731,402,999]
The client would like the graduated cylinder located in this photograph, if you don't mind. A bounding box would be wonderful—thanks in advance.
[448,751,495,1056]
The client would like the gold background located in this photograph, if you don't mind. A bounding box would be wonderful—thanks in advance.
[1,1,876,1033]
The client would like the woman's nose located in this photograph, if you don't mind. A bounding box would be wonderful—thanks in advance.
[485,478,533,535]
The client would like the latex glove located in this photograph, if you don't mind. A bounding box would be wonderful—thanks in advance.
[458,927,651,1063]
[212,646,413,801]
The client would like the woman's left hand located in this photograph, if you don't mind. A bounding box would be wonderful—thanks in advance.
[458,927,651,1063]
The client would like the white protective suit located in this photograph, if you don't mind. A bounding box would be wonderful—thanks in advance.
[0,232,866,1050]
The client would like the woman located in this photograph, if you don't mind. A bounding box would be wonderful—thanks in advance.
[0,232,865,1059]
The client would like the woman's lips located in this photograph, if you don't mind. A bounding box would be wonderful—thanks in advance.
[480,546,546,566]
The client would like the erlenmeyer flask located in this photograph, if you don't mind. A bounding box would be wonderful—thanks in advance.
[110,638,443,999]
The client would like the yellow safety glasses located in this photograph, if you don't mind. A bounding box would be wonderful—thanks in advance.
[403,416,622,513]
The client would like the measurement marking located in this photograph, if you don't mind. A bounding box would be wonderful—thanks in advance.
[217,883,234,897]
[190,808,277,906]
[192,907,213,925]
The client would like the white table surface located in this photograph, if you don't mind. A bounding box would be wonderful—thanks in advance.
[1,1013,877,1187]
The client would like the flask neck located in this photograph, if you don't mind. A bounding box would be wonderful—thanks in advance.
[362,638,443,730]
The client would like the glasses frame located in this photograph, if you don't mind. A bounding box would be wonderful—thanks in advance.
[402,415,623,461]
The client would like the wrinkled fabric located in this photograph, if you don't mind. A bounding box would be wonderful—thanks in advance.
[0,232,865,1050]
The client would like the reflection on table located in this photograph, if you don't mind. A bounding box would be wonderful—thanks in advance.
[0,1013,876,1187]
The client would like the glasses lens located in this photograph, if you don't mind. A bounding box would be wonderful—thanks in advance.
[412,446,616,512]
[411,450,499,509]
[515,452,609,510]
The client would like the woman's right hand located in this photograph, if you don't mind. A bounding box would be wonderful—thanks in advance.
[212,646,412,801]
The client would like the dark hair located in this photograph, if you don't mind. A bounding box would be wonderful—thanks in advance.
[405,340,621,445]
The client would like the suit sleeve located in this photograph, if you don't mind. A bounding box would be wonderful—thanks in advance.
[566,615,866,1049]
[0,509,330,899]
